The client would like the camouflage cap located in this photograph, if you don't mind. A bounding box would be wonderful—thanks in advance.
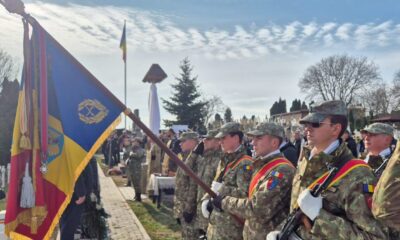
[202,129,220,139]
[300,100,347,124]
[215,122,241,138]
[361,123,394,136]
[131,137,143,143]
[178,131,199,141]
[247,122,285,138]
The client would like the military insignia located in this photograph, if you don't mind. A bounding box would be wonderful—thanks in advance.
[363,184,375,193]
[78,99,108,124]
[271,171,283,179]
[243,164,253,171]
[266,178,279,190]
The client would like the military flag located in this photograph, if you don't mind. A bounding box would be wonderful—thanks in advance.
[119,21,127,62]
[5,17,122,239]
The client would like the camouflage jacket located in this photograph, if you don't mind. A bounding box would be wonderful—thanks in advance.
[221,153,295,240]
[173,151,199,219]
[126,146,145,170]
[372,143,400,231]
[207,145,253,240]
[291,142,388,239]
[195,149,223,230]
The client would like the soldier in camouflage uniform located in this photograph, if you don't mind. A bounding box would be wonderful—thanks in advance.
[194,129,223,236]
[126,137,145,201]
[202,122,253,240]
[267,100,388,240]
[372,142,400,234]
[211,122,295,240]
[173,132,200,240]
[361,123,394,177]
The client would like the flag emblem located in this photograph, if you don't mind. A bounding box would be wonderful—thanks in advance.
[78,99,109,124]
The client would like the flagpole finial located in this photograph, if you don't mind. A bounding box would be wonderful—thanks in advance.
[0,0,27,16]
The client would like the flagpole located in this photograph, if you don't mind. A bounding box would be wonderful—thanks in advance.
[124,19,127,129]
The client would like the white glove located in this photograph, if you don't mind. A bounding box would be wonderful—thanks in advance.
[201,200,211,218]
[211,181,223,193]
[266,231,280,240]
[266,231,301,240]
[129,151,134,156]
[297,189,322,221]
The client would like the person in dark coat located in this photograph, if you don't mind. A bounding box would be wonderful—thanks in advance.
[292,130,303,160]
[60,162,93,240]
[342,129,358,157]
[280,140,298,167]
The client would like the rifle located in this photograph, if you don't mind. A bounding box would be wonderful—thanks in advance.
[278,167,338,240]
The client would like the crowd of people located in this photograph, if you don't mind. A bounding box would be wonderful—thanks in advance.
[102,99,400,240]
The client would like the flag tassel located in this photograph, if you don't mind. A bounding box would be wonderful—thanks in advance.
[20,162,35,208]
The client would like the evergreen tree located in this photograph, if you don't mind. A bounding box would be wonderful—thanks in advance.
[224,107,233,122]
[0,79,19,165]
[301,101,308,110]
[162,58,208,132]
[270,98,287,116]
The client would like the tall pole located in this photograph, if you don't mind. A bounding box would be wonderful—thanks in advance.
[124,19,127,129]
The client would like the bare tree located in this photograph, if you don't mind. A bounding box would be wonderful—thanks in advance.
[203,95,225,125]
[0,49,17,89]
[299,55,380,106]
[390,70,400,111]
[361,83,391,115]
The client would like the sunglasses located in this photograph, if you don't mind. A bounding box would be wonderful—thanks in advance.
[305,122,333,128]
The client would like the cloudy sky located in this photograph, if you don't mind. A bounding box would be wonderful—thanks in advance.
[1,0,400,128]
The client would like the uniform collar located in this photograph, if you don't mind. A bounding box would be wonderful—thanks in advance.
[309,139,340,160]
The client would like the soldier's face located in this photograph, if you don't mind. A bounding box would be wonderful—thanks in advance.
[220,134,239,153]
[204,138,220,151]
[252,134,279,157]
[364,133,392,154]
[304,118,339,148]
[180,139,197,152]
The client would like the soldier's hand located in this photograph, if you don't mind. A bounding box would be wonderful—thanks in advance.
[301,215,313,232]
[211,181,223,193]
[75,195,86,205]
[266,231,280,240]
[194,141,205,155]
[182,211,195,223]
[297,189,322,221]
[201,199,213,218]
[211,195,225,211]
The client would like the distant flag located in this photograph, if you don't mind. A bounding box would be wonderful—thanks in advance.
[5,17,122,239]
[120,21,127,62]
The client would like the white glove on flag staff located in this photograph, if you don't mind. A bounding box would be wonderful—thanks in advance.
[202,200,211,218]
[211,181,223,194]
[297,189,322,221]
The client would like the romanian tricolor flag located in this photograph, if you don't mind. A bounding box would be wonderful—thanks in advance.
[5,18,122,239]
[119,21,127,62]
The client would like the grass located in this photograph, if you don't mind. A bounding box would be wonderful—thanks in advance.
[0,199,5,211]
[128,200,180,240]
[96,155,181,240]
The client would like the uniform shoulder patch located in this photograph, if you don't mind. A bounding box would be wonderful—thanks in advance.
[363,184,375,193]
[266,178,279,190]
[243,164,253,171]
[271,170,284,179]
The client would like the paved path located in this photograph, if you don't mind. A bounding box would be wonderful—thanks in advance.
[99,164,151,240]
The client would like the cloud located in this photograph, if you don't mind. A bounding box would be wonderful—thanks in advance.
[1,2,399,60]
